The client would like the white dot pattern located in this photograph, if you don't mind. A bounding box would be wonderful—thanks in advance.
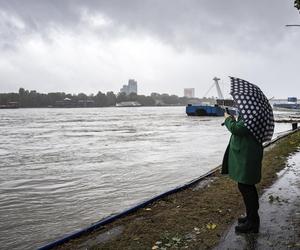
[229,76,274,143]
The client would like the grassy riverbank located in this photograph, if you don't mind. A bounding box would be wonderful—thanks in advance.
[57,130,300,250]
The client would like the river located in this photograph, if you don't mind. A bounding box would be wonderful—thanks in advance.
[0,107,293,249]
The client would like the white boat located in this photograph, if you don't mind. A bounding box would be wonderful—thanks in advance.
[273,97,300,110]
[115,101,142,107]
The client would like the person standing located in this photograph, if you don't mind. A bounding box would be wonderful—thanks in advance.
[222,112,263,233]
[221,77,274,233]
[222,77,274,233]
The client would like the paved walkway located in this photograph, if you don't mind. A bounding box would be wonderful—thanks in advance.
[215,152,300,250]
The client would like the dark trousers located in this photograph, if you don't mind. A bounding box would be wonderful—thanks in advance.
[238,183,259,222]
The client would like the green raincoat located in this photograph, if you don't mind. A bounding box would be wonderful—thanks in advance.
[222,116,263,185]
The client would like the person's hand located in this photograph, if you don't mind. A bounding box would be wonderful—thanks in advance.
[224,112,231,119]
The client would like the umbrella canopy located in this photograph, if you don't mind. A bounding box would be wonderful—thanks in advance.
[229,77,274,143]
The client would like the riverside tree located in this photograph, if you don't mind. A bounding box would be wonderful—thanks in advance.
[1,88,203,107]
[295,0,300,12]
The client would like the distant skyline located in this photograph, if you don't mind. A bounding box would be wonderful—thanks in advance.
[0,0,299,98]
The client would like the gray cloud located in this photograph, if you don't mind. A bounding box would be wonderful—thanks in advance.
[0,0,299,97]
[1,0,299,52]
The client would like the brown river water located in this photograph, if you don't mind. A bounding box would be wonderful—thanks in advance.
[0,107,292,249]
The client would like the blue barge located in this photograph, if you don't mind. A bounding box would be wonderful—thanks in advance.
[185,77,236,116]
[186,104,225,116]
[186,99,236,116]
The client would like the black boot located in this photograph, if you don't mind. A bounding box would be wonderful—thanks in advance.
[235,218,260,233]
[237,215,247,224]
[237,183,260,231]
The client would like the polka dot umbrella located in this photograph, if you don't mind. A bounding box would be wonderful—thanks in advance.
[229,76,274,143]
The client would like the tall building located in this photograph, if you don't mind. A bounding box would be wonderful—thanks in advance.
[120,85,129,94]
[120,79,138,95]
[184,88,195,98]
[128,79,137,94]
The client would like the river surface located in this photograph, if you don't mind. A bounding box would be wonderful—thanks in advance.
[0,107,293,249]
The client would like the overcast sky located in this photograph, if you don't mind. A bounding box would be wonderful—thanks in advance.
[0,0,299,98]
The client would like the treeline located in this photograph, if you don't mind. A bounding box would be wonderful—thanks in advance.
[0,88,212,108]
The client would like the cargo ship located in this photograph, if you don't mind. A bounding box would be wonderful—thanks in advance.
[273,97,300,110]
[186,77,235,116]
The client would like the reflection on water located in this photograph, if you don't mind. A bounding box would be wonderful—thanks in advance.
[0,107,292,249]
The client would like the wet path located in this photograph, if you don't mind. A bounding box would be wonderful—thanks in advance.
[215,151,300,250]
